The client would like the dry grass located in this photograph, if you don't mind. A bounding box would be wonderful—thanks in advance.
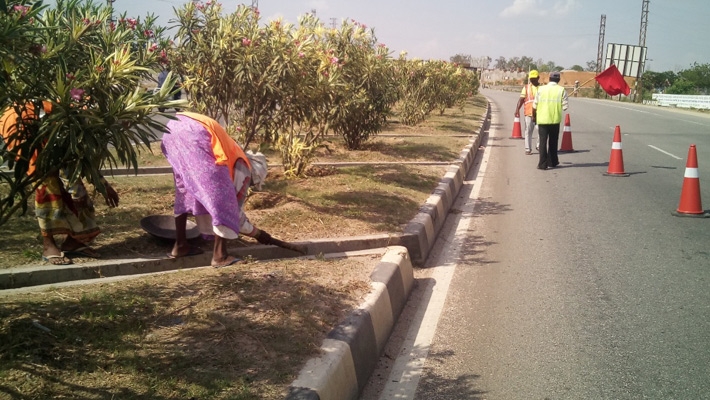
[0,95,487,399]
[0,256,375,399]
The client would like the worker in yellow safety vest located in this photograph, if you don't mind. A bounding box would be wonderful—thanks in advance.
[532,70,568,170]
[515,70,541,155]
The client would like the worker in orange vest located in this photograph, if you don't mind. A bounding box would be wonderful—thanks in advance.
[515,70,540,155]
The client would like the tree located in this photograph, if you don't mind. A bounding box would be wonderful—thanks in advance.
[325,20,399,150]
[1,0,177,226]
[508,56,521,71]
[666,77,698,95]
[494,56,507,70]
[641,70,676,94]
[170,3,274,146]
[569,65,584,72]
[450,53,472,66]
[519,56,535,72]
[396,59,477,125]
[586,60,598,72]
[678,63,710,94]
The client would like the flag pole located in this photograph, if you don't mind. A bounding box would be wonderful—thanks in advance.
[569,77,597,95]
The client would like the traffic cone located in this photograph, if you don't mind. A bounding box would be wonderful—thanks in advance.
[672,144,710,217]
[510,116,523,139]
[559,113,575,152]
[603,125,629,177]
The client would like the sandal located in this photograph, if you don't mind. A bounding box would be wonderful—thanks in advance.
[42,252,73,265]
[211,256,242,268]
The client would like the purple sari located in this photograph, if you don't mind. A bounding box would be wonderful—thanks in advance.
[161,115,240,235]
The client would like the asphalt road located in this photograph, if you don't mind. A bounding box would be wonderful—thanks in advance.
[362,89,710,399]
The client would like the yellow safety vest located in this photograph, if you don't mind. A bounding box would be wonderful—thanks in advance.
[521,84,537,116]
[535,83,565,125]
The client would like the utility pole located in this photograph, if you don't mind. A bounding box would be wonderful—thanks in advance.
[639,0,649,48]
[330,17,337,29]
[637,0,650,102]
[596,14,606,74]
[310,9,316,16]
[251,0,258,9]
[106,0,115,23]
[595,14,606,98]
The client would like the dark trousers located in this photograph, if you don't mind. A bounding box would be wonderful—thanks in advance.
[538,123,560,169]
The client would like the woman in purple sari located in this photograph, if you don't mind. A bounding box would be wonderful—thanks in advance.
[161,111,256,267]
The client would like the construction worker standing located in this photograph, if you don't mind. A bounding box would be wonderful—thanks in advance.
[533,71,568,170]
[515,70,540,155]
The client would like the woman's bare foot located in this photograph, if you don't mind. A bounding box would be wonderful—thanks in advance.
[43,236,72,264]
[167,245,204,259]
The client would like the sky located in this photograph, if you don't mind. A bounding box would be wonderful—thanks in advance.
[108,0,710,73]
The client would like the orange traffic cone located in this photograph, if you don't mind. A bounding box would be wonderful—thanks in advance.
[604,125,629,177]
[510,116,523,139]
[559,113,575,152]
[673,144,709,217]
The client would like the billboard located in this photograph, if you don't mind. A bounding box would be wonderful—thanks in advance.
[604,43,647,78]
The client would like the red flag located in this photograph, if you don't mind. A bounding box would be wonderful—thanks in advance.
[595,64,631,96]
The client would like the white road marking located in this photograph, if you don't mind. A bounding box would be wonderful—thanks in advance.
[575,98,709,126]
[377,118,494,399]
[648,145,682,160]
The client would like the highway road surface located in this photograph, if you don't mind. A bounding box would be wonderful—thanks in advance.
[361,89,710,399]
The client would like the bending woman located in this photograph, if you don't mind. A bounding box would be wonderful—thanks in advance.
[161,111,257,267]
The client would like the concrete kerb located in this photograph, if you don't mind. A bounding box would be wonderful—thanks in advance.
[285,102,491,400]
[286,246,414,400]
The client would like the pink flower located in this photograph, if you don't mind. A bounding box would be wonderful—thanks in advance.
[298,52,305,58]
[12,5,29,17]
[242,38,252,46]
[148,43,159,52]
[70,88,84,101]
[82,18,91,25]
[330,56,339,65]
[236,126,243,132]
[109,22,116,31]
[143,29,154,38]
[65,73,75,80]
